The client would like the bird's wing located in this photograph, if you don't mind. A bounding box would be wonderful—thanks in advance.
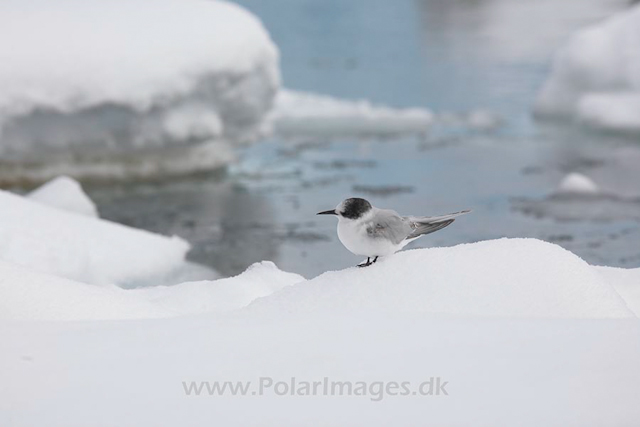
[365,209,413,245]
[404,209,471,240]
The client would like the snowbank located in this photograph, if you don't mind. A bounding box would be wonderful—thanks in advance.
[0,0,279,181]
[0,261,170,321]
[534,5,640,133]
[0,189,190,286]
[2,235,633,321]
[0,260,301,321]
[268,90,434,138]
[247,239,632,319]
[597,266,640,317]
[129,261,304,316]
[26,175,98,217]
[2,297,639,427]
[2,239,639,425]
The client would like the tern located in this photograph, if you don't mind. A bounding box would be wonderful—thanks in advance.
[317,197,470,267]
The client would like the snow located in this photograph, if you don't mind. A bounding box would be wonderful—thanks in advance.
[268,90,434,138]
[577,93,640,133]
[128,261,304,316]
[534,5,640,133]
[246,238,632,319]
[0,261,170,321]
[0,235,633,321]
[0,260,300,321]
[26,175,98,217]
[555,172,600,195]
[0,0,279,180]
[597,266,640,317]
[1,233,639,425]
[1,309,639,426]
[0,189,190,286]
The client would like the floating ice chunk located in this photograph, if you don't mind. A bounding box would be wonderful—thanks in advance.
[514,172,640,221]
[534,5,640,134]
[246,239,633,319]
[162,104,224,141]
[0,190,190,286]
[466,109,503,130]
[26,175,98,217]
[269,90,433,138]
[577,93,640,134]
[0,0,279,180]
[0,140,237,186]
[555,173,600,195]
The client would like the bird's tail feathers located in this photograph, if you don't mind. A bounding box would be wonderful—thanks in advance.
[405,209,471,240]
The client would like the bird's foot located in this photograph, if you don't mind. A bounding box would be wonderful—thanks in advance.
[357,256,378,268]
[357,257,372,268]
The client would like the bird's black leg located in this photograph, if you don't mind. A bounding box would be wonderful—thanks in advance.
[372,256,379,264]
[357,257,371,268]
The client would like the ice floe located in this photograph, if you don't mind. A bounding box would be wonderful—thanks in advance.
[535,5,640,134]
[0,0,279,182]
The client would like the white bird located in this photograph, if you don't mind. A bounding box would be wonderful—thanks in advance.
[317,197,470,267]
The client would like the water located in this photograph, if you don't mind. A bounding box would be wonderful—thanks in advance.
[91,0,640,278]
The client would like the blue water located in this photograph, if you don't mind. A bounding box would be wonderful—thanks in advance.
[93,0,640,278]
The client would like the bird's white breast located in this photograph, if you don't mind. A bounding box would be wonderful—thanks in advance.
[336,217,400,257]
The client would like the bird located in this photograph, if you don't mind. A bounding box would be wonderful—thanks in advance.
[317,197,470,267]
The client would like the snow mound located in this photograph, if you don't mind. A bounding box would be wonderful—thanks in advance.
[534,5,640,133]
[555,172,600,195]
[0,261,171,321]
[0,260,302,321]
[268,90,433,138]
[247,239,633,318]
[129,261,304,316]
[0,190,190,286]
[26,175,98,217]
[0,0,279,181]
[596,266,640,317]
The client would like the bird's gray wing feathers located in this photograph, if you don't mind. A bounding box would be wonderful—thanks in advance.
[366,209,413,245]
[404,209,471,240]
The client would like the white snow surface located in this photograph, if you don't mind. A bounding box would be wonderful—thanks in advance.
[0,0,279,178]
[246,238,633,319]
[0,261,170,321]
[597,266,640,317]
[128,261,304,316]
[0,260,300,321]
[1,299,640,427]
[0,189,190,286]
[0,236,635,321]
[535,5,640,133]
[268,90,434,138]
[555,172,600,195]
[26,175,98,217]
[1,236,640,425]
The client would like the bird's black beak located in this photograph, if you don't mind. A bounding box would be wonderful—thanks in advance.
[317,209,337,216]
